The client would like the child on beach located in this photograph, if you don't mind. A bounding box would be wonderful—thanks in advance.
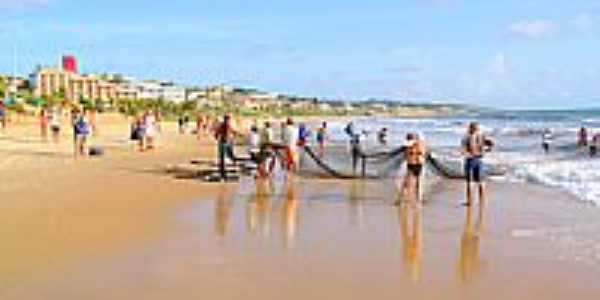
[462,122,493,206]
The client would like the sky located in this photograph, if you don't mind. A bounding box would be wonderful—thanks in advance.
[1,0,600,109]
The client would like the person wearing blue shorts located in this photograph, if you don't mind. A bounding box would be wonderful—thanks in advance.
[462,122,492,206]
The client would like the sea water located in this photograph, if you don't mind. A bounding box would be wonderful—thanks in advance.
[316,109,600,205]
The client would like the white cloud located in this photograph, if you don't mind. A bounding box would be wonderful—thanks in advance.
[506,19,557,40]
[571,13,595,31]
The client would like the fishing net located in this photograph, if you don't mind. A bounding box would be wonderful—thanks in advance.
[298,142,406,179]
[296,142,506,181]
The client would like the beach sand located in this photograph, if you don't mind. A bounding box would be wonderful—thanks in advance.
[1,115,600,300]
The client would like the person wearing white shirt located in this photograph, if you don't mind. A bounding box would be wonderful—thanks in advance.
[282,118,298,172]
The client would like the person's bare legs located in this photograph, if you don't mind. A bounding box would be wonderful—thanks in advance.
[465,181,473,206]
[415,171,425,204]
[478,182,486,205]
[400,174,411,203]
[80,136,88,157]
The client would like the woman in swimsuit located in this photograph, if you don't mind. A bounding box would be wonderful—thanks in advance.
[400,133,427,204]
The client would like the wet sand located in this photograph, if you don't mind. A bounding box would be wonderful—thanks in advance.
[2,116,600,299]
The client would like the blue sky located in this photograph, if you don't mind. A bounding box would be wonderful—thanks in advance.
[1,0,600,108]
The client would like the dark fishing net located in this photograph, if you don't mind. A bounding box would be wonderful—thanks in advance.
[296,143,506,181]
[297,143,406,179]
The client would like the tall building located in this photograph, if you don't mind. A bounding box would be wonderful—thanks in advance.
[29,67,116,103]
[62,55,78,73]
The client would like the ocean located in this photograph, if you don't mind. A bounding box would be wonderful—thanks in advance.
[316,110,600,205]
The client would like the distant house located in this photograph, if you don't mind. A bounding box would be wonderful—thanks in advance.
[136,80,186,103]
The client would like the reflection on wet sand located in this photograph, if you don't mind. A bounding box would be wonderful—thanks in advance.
[246,178,273,237]
[399,203,423,283]
[282,175,299,249]
[458,201,487,284]
[349,181,365,228]
[215,185,233,238]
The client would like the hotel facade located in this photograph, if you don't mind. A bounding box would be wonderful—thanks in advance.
[29,57,188,104]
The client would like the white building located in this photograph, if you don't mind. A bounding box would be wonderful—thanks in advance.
[132,80,187,103]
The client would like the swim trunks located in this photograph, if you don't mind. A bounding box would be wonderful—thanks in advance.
[464,156,483,183]
[407,164,423,177]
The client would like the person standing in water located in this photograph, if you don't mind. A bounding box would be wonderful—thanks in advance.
[590,132,600,157]
[400,133,427,204]
[462,122,492,206]
[247,125,261,164]
[282,118,299,172]
[345,122,363,175]
[578,127,588,148]
[214,115,238,181]
[316,122,328,158]
[260,121,277,176]
[297,123,310,147]
[378,127,389,146]
[542,129,553,154]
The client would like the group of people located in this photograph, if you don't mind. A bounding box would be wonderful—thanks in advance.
[211,115,491,207]
[392,122,490,207]
[130,110,160,152]
[38,105,93,157]
[577,127,600,157]
[542,126,600,157]
[213,115,330,181]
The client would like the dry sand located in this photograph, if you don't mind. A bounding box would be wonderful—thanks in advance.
[1,114,600,300]
[0,114,234,291]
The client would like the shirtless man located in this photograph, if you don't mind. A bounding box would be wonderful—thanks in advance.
[462,122,492,206]
[401,133,427,204]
